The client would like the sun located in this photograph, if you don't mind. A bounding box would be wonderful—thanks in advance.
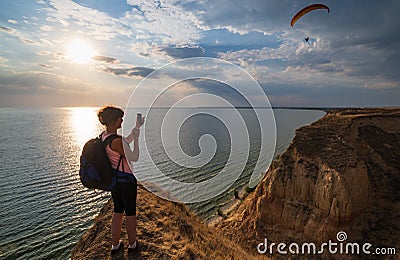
[66,38,96,64]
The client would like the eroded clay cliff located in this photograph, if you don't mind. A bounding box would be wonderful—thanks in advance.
[219,108,400,257]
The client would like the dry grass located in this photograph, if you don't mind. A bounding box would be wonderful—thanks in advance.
[72,186,266,259]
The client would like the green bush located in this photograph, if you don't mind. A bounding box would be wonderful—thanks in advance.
[234,190,239,199]
[245,186,255,194]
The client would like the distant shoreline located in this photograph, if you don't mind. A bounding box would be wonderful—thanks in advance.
[126,106,400,113]
[1,106,399,113]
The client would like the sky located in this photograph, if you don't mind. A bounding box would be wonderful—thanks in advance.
[0,0,399,107]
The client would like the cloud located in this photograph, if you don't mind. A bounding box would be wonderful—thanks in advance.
[8,19,18,24]
[122,0,202,45]
[21,38,36,45]
[217,34,400,90]
[100,66,154,78]
[160,46,204,58]
[72,0,132,18]
[0,69,125,106]
[128,67,154,77]
[38,64,53,69]
[169,0,400,91]
[40,25,53,32]
[37,0,202,66]
[0,70,90,95]
[91,55,119,64]
[0,25,38,46]
[0,25,14,33]
[36,51,51,56]
[53,52,66,60]
[177,0,294,34]
[1,0,399,107]
[44,0,133,40]
[263,82,400,107]
[45,0,199,46]
[34,51,67,62]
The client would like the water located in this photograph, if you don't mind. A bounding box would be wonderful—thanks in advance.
[0,107,325,259]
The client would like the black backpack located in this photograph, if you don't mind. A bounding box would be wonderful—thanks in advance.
[79,133,122,191]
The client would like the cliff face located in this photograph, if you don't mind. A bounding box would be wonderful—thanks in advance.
[219,108,400,255]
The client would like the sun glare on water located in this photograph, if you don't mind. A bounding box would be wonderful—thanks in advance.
[70,108,100,147]
[66,38,96,64]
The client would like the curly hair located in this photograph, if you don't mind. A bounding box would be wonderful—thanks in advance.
[97,105,124,125]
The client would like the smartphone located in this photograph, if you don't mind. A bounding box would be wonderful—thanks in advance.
[137,113,143,125]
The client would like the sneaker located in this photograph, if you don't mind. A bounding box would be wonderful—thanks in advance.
[111,241,124,256]
[128,240,139,254]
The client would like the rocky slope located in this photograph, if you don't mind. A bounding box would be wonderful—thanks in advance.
[219,108,400,257]
[71,185,258,259]
[72,108,400,259]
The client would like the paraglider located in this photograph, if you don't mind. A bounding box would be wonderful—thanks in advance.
[291,4,330,27]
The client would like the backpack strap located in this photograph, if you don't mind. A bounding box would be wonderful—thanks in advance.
[101,133,124,172]
[116,154,124,172]
[100,133,120,146]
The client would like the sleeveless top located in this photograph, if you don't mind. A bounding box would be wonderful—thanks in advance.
[101,132,133,174]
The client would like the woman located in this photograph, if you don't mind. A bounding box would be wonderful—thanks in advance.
[97,105,144,255]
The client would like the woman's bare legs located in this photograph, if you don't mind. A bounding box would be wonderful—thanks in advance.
[125,215,137,245]
[111,213,123,246]
[111,213,137,247]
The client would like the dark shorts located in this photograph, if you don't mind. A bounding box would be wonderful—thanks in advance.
[111,173,137,216]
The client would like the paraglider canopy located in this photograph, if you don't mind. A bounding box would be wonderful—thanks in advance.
[291,4,330,27]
